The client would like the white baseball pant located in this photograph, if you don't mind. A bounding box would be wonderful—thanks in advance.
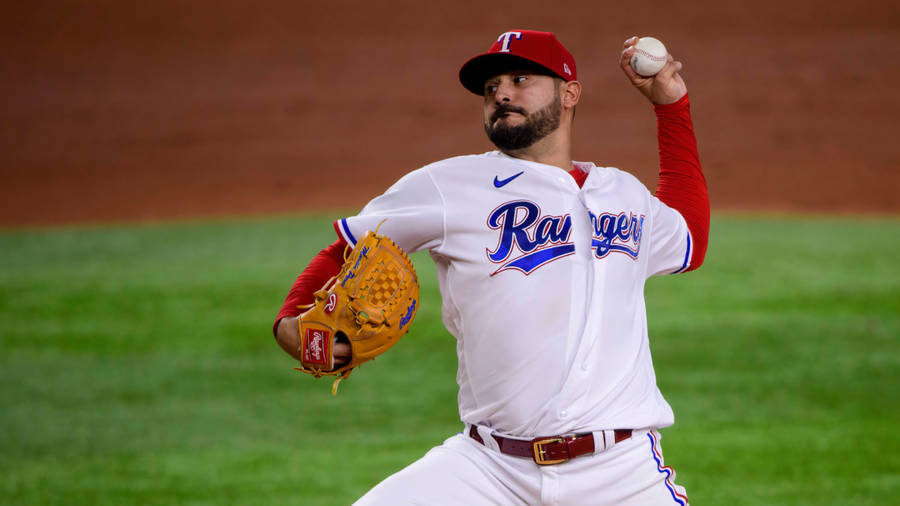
[354,428,689,505]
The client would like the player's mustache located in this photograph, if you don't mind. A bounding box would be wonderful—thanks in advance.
[491,105,528,123]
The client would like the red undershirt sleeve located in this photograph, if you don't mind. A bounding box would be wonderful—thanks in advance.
[272,237,347,336]
[653,93,709,271]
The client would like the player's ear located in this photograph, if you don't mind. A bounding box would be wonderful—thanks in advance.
[561,80,581,109]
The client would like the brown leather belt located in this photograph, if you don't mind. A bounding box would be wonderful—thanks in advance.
[468,425,632,465]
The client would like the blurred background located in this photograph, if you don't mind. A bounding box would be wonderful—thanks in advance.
[2,0,898,227]
[1,2,898,505]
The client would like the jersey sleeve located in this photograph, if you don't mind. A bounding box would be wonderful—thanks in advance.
[335,167,444,253]
[646,195,693,277]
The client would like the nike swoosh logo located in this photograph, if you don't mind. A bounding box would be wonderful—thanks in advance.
[493,171,525,188]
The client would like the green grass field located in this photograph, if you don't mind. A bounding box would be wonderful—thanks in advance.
[1,215,898,505]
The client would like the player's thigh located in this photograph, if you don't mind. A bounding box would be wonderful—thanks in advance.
[353,434,533,506]
[561,430,690,506]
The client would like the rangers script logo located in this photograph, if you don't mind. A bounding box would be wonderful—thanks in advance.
[589,211,644,259]
[486,200,574,276]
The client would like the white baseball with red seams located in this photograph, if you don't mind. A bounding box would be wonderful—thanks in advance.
[631,37,668,77]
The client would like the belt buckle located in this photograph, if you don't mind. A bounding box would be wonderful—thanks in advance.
[532,437,568,465]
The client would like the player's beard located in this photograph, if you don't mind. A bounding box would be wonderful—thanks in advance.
[484,90,562,151]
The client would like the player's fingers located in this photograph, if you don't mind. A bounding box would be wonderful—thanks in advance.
[620,48,642,81]
[620,46,635,67]
[622,36,639,49]
[657,58,683,80]
[664,54,684,73]
[335,342,350,357]
[334,342,351,366]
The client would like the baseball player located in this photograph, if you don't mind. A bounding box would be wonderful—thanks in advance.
[275,30,709,505]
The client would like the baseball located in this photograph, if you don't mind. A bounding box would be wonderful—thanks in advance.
[630,37,668,77]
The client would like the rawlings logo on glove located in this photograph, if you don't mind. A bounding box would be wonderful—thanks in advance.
[295,229,419,394]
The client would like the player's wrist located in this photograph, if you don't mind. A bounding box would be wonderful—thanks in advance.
[275,316,301,357]
[653,93,690,114]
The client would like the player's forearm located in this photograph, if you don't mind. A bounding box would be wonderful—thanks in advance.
[654,94,702,180]
[275,316,302,361]
[272,238,347,344]
[654,93,710,270]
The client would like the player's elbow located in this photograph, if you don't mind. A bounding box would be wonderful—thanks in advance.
[683,202,709,272]
[685,246,707,272]
[684,227,709,272]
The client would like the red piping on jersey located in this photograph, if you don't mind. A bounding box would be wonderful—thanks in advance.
[567,93,709,272]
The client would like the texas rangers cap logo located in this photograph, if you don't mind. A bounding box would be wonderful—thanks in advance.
[496,31,523,52]
[458,29,578,95]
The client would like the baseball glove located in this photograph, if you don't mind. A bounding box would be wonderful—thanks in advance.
[295,229,419,394]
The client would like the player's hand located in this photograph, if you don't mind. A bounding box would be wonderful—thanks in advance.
[276,315,350,368]
[334,341,351,367]
[619,36,687,105]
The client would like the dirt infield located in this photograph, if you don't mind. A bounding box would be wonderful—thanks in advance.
[2,1,898,226]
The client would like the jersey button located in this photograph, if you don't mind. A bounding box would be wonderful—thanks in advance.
[559,410,568,418]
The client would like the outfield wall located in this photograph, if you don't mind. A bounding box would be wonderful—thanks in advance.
[2,0,898,226]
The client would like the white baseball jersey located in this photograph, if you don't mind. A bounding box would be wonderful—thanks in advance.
[336,151,693,437]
